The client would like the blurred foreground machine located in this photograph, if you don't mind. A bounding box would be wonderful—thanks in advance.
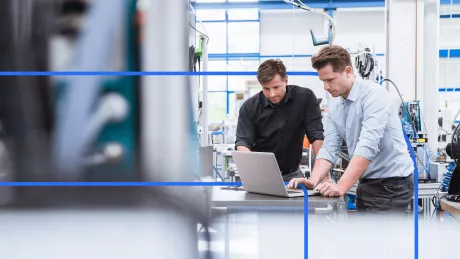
[0,1,212,259]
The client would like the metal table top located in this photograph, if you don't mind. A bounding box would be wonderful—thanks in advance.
[211,187,346,213]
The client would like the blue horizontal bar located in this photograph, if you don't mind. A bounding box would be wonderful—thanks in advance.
[451,49,460,57]
[192,1,386,10]
[0,182,243,187]
[209,53,316,59]
[440,49,449,57]
[439,49,460,58]
[209,53,267,59]
[209,51,457,59]
[198,10,458,20]
[0,71,318,76]
[201,20,226,23]
[440,0,460,4]
[440,14,460,18]
[439,88,460,92]
[193,0,458,10]
[227,19,260,23]
[201,19,260,23]
[262,54,312,58]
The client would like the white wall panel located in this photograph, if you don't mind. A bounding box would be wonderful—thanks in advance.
[440,18,460,49]
[260,10,324,55]
[333,10,386,54]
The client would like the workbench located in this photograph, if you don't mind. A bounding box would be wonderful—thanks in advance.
[210,187,346,259]
[211,187,347,215]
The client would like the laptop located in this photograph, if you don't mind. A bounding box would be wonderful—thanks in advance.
[231,151,320,197]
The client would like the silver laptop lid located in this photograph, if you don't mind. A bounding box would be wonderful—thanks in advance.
[231,151,290,196]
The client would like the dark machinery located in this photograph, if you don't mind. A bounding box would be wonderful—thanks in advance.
[444,124,460,202]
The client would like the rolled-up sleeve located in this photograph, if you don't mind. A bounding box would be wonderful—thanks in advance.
[235,103,255,150]
[304,91,324,144]
[353,89,391,162]
[316,114,342,164]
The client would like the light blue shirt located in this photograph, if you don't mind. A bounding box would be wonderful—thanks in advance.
[316,78,414,179]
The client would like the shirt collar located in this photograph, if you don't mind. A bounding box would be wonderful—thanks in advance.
[341,78,361,103]
[263,85,294,108]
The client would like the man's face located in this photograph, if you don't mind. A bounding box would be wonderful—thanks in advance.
[317,64,352,98]
[261,74,288,104]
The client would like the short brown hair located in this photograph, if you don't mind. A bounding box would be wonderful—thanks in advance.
[311,45,352,72]
[257,59,287,85]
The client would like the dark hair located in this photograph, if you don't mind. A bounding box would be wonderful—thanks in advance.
[257,59,287,85]
[311,45,352,72]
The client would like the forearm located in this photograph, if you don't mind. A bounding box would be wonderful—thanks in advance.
[336,155,370,193]
[309,158,333,186]
[311,140,323,156]
[310,140,332,181]
[236,146,251,152]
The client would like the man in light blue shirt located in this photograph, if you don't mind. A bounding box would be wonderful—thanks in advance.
[288,45,414,213]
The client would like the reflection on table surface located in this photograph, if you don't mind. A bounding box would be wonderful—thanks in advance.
[0,209,458,259]
[204,212,459,259]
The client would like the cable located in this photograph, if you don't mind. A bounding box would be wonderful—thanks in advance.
[385,78,426,197]
[283,0,337,44]
[354,43,375,80]
[355,53,374,79]
[440,161,455,192]
[380,78,419,137]
[297,0,337,43]
[189,22,209,44]
[430,161,456,218]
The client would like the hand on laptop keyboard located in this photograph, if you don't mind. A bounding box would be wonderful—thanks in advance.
[286,178,317,190]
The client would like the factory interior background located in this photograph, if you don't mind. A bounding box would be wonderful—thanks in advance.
[0,0,460,259]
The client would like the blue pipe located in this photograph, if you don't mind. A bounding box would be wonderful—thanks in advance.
[402,128,418,258]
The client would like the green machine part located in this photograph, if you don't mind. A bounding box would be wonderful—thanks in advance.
[55,0,139,181]
[194,35,204,58]
[88,0,139,181]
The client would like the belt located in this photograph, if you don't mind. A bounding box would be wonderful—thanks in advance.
[360,174,413,184]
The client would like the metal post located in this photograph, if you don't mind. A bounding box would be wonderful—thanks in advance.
[142,0,194,182]
[423,0,439,153]
[141,1,202,258]
[385,0,417,101]
[384,0,390,92]
[201,35,209,147]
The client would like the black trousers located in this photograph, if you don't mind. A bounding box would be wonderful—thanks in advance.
[356,174,414,214]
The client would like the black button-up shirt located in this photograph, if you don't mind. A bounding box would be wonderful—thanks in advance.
[235,85,324,175]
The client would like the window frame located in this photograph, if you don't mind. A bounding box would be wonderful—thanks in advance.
[197,9,261,122]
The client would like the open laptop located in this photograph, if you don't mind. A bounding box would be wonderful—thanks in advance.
[231,151,320,197]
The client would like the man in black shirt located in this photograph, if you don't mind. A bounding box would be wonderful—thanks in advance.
[235,59,326,182]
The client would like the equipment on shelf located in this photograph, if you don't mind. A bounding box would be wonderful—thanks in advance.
[355,47,375,80]
[400,101,423,137]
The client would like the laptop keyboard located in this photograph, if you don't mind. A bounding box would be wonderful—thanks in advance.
[286,188,303,193]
